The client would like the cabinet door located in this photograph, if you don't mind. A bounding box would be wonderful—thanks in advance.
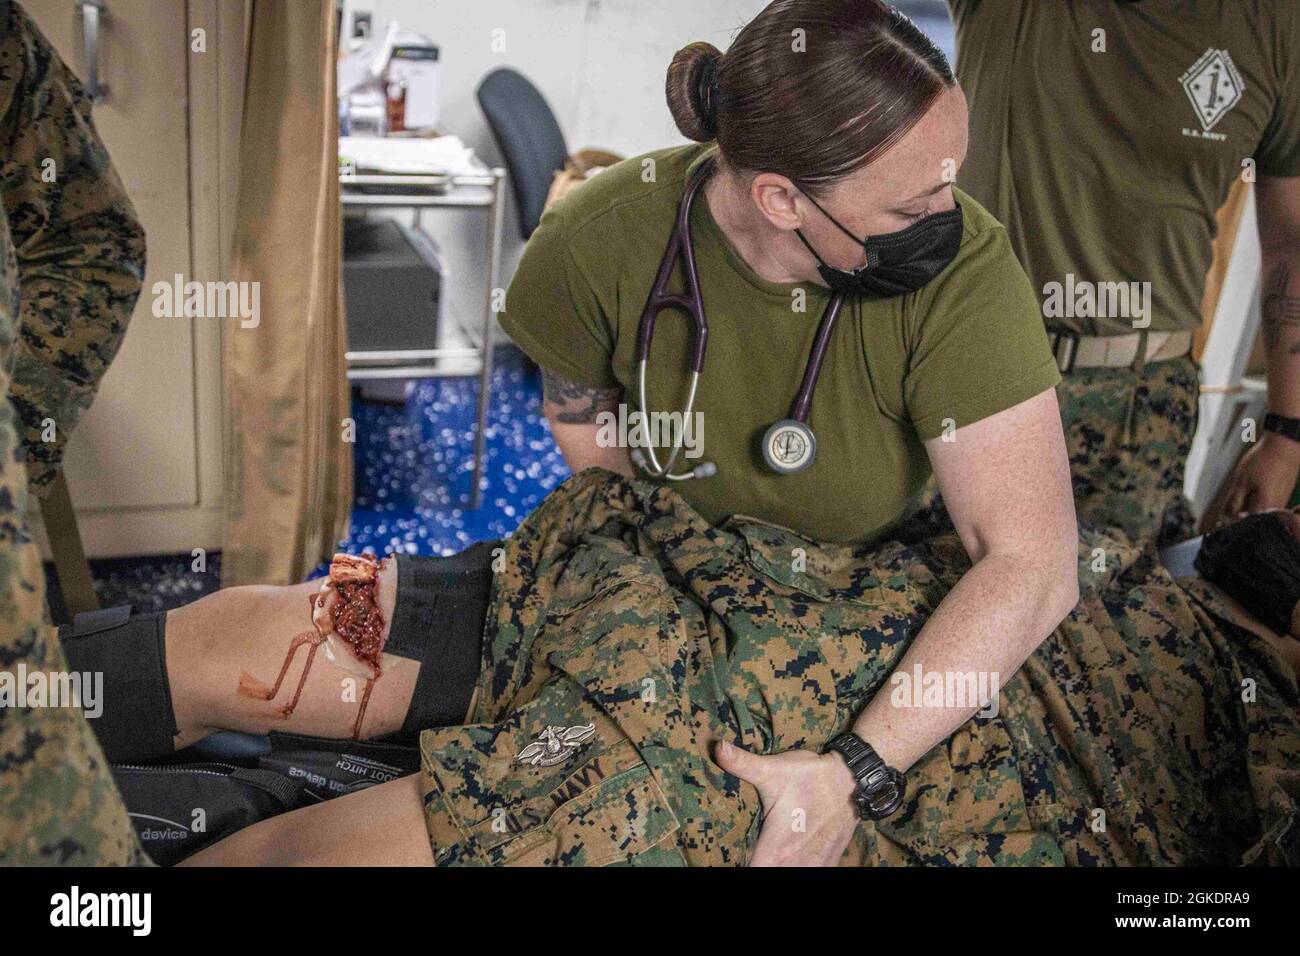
[21,0,199,513]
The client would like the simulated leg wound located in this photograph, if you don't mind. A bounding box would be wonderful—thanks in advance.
[239,553,389,739]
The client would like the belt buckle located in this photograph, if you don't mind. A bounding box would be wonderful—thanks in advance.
[1049,329,1080,374]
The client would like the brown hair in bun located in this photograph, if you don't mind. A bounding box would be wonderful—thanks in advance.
[664,0,955,195]
[666,41,723,143]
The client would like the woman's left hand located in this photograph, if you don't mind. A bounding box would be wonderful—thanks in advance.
[715,739,860,866]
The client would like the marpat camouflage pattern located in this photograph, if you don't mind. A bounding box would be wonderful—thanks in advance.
[419,469,1299,866]
[0,0,145,866]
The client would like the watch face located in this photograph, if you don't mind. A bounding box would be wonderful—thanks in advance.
[855,770,906,820]
[863,783,901,816]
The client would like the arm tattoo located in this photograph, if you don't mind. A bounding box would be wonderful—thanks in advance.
[541,367,622,424]
[1262,263,1300,355]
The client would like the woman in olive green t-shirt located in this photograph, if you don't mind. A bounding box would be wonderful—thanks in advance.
[501,0,1079,864]
[65,0,1078,869]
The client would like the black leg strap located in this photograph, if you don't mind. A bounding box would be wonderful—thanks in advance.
[387,542,497,737]
[59,607,179,762]
[56,541,496,759]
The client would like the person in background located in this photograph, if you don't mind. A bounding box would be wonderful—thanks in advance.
[946,0,1300,543]
[0,0,147,865]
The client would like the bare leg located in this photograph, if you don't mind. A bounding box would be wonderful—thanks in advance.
[179,773,433,866]
[236,625,321,713]
[165,557,423,748]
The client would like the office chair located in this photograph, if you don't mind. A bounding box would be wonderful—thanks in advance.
[476,67,570,240]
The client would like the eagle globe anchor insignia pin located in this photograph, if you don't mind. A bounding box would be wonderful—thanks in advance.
[516,723,597,767]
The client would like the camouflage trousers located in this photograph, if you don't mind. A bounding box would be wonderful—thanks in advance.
[0,392,145,865]
[906,356,1200,549]
[1058,356,1200,547]
[418,470,1300,866]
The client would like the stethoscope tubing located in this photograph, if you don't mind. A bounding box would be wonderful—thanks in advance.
[635,156,846,478]
[635,161,711,372]
[637,359,700,477]
[790,293,845,424]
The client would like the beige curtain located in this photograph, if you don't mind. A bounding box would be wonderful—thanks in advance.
[222,0,351,586]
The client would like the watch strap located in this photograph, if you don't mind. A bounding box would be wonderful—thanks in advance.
[824,732,905,821]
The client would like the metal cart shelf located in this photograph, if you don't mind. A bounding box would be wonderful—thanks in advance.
[340,166,507,509]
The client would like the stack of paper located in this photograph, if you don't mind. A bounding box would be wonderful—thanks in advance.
[339,135,482,178]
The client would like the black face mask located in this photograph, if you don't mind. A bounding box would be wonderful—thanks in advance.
[794,192,964,299]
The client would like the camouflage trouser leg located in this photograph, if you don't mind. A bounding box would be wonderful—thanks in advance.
[0,387,144,865]
[415,471,1300,866]
[1058,356,1199,548]
[903,356,1199,549]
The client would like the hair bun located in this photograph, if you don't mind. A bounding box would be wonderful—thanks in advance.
[666,42,723,142]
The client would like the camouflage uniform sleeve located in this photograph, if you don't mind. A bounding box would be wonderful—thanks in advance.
[0,0,146,866]
[0,0,145,498]
[0,201,145,868]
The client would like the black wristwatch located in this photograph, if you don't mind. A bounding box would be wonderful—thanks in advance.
[824,732,906,821]
[1264,412,1300,444]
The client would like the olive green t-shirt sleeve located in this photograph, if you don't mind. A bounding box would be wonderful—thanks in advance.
[498,205,621,390]
[903,223,1061,442]
[1256,8,1300,177]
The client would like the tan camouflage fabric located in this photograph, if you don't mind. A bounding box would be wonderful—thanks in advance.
[0,0,144,498]
[1057,357,1200,548]
[419,469,1300,866]
[0,0,145,865]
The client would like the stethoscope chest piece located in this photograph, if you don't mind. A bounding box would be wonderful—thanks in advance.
[762,419,816,474]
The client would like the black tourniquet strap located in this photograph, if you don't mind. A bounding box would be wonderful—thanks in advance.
[389,540,499,736]
[59,606,180,762]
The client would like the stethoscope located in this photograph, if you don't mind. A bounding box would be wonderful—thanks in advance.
[632,157,846,479]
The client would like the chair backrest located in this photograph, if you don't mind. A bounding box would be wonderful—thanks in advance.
[476,68,570,240]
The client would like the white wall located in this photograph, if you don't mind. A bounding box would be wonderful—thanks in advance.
[341,0,769,333]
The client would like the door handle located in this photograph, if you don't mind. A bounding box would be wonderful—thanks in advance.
[75,0,109,102]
